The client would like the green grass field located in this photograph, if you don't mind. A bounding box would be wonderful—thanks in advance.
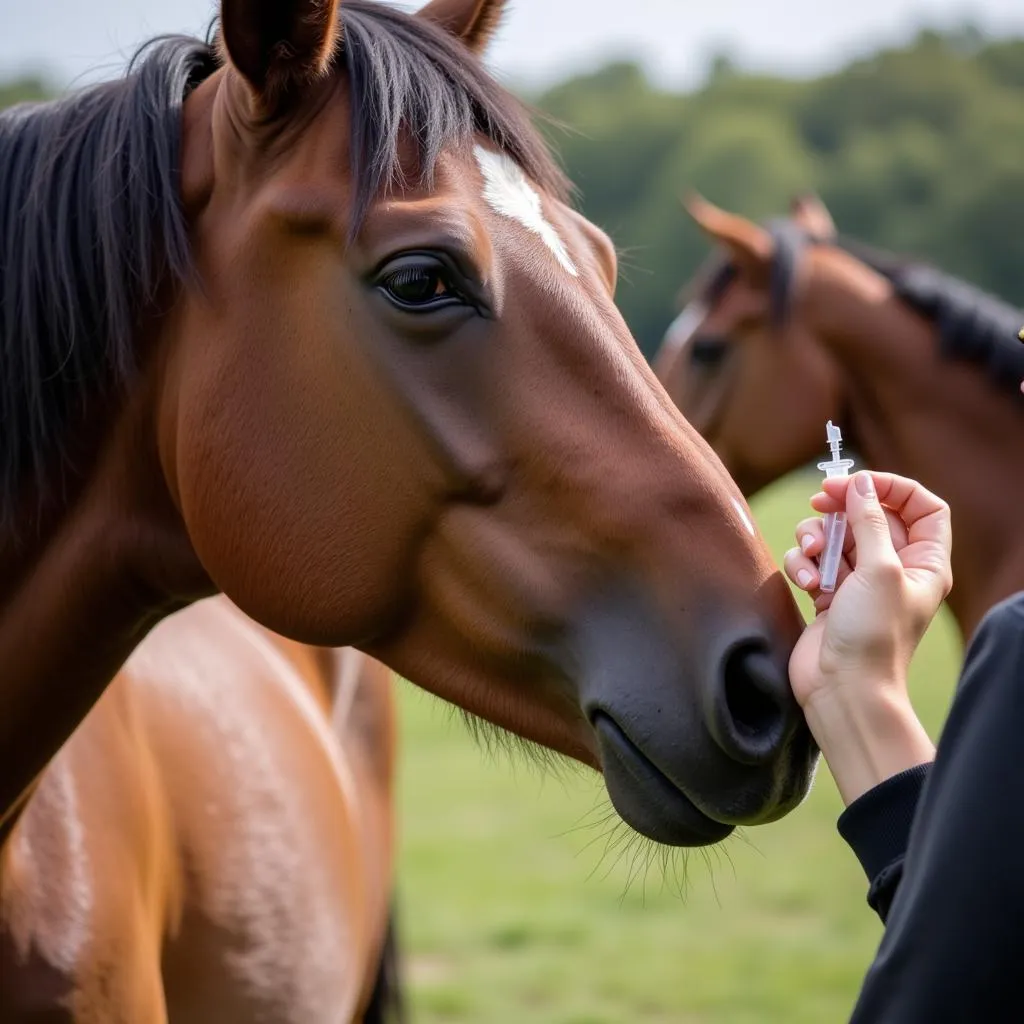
[394,470,962,1023]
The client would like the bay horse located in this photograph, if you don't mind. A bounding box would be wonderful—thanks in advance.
[654,192,1024,643]
[2,601,402,1022]
[0,0,817,1018]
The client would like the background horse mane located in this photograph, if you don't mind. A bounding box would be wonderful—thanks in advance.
[686,218,1024,398]
[0,0,569,530]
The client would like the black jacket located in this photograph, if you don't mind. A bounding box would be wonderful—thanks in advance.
[838,592,1024,1022]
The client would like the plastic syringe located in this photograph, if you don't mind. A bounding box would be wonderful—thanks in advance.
[816,421,855,593]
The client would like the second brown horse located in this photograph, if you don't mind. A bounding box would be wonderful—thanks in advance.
[656,192,1024,642]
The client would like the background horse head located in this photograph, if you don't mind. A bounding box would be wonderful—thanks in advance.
[0,0,815,848]
[654,191,1024,641]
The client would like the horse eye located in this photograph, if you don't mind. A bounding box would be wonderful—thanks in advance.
[377,259,465,312]
[690,335,730,369]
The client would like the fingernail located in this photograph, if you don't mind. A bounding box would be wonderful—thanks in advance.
[855,473,875,498]
[799,534,814,553]
[797,569,813,588]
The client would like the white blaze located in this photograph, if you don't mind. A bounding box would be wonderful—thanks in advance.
[474,144,577,276]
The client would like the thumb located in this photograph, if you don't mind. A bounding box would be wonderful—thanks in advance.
[845,472,900,574]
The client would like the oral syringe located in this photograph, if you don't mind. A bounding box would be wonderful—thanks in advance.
[816,421,855,593]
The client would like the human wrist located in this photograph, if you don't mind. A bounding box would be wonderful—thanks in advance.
[804,685,935,806]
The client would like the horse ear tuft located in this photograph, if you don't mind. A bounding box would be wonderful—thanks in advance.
[417,0,508,56]
[789,193,837,240]
[685,192,775,279]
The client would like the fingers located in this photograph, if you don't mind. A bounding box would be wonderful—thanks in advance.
[874,475,951,557]
[885,506,909,549]
[785,543,854,601]
[798,507,905,561]
[871,473,946,524]
[798,471,952,620]
[819,471,949,559]
[835,472,903,576]
[821,473,949,532]
[794,517,827,558]
[784,546,820,591]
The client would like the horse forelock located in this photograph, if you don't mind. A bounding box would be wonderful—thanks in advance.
[0,0,572,533]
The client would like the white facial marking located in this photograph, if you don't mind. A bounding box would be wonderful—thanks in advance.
[662,300,707,356]
[732,497,756,537]
[474,144,577,276]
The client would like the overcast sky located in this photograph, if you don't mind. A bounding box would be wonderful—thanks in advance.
[4,0,1024,91]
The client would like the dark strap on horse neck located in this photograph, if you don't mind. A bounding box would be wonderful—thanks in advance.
[764,218,815,326]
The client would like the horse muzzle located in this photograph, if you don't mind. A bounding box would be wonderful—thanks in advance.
[571,584,818,847]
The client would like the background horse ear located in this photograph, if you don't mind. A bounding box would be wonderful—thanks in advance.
[220,0,340,104]
[790,193,837,240]
[683,192,774,280]
[418,0,508,55]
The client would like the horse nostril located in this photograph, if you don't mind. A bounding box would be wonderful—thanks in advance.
[709,640,791,765]
[725,647,782,736]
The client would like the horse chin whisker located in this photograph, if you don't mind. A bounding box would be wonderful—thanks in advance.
[573,801,755,906]
[448,702,725,905]
[553,795,619,840]
[450,704,582,782]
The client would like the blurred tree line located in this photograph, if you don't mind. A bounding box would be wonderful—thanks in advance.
[0,77,49,109]
[4,27,1024,359]
[532,27,1024,357]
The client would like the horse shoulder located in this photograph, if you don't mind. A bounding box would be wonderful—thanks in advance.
[125,598,383,1022]
[0,678,173,1022]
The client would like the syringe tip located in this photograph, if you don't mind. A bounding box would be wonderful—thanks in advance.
[825,420,842,444]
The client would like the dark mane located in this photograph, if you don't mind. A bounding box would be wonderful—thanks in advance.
[338,1,570,229]
[689,218,1024,399]
[835,235,1024,397]
[0,36,213,530]
[0,0,570,529]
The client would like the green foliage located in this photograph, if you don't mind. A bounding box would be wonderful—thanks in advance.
[531,28,1024,358]
[6,26,1024,361]
[0,77,50,110]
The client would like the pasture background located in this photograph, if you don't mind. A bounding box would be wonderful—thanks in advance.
[0,28,988,1022]
[396,470,962,1023]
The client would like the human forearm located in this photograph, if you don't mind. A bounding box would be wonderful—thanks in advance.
[805,685,935,806]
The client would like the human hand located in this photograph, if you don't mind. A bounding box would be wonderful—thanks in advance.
[782,471,952,803]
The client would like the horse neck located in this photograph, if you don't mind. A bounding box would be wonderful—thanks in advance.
[0,359,211,836]
[804,252,1024,643]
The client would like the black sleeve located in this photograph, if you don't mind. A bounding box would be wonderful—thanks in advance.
[843,592,1024,1023]
[838,763,931,922]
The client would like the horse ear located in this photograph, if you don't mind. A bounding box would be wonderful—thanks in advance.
[683,192,774,278]
[418,0,507,55]
[790,193,836,240]
[219,0,340,104]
